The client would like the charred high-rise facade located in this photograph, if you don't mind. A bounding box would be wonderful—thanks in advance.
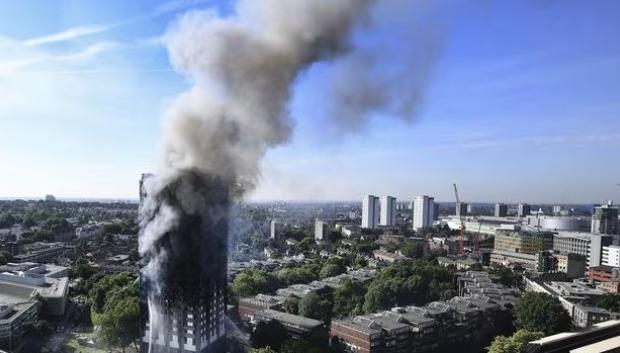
[139,172,228,353]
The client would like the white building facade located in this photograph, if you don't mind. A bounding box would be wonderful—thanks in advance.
[315,219,329,242]
[602,246,620,267]
[380,196,396,226]
[413,196,435,231]
[362,195,380,229]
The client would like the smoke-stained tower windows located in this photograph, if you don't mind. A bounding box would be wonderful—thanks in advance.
[139,172,228,353]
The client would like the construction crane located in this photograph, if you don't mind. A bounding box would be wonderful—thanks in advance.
[453,183,465,256]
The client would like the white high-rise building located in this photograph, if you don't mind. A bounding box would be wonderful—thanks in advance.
[315,219,330,243]
[380,196,397,226]
[413,196,435,231]
[270,219,283,240]
[603,245,620,267]
[362,195,380,229]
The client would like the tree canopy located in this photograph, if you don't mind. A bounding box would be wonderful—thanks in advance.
[278,262,321,285]
[363,259,455,313]
[251,320,289,350]
[597,293,620,312]
[299,292,333,324]
[88,272,140,352]
[487,329,545,353]
[232,268,281,297]
[319,263,346,279]
[333,278,366,317]
[249,348,278,353]
[513,292,571,335]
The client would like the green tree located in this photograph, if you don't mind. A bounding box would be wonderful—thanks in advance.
[333,278,366,317]
[597,293,620,312]
[299,292,333,324]
[232,269,280,297]
[98,296,141,352]
[514,292,571,335]
[251,320,289,350]
[280,339,323,353]
[72,259,98,280]
[352,256,368,269]
[283,296,300,315]
[249,348,278,353]
[319,263,346,279]
[278,263,321,285]
[490,266,520,287]
[0,251,13,266]
[400,241,425,259]
[363,259,455,312]
[91,286,107,313]
[487,329,545,353]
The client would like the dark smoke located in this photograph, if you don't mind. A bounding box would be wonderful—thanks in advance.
[140,171,229,305]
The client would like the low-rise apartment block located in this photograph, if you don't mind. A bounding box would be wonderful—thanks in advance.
[330,293,514,353]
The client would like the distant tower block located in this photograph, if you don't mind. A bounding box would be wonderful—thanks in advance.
[315,219,330,242]
[495,203,508,217]
[362,195,380,229]
[270,219,284,240]
[518,203,531,218]
[380,196,396,226]
[413,196,435,231]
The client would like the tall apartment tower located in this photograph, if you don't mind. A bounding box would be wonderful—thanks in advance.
[456,202,468,217]
[270,219,283,240]
[362,195,380,229]
[413,196,435,231]
[518,203,531,218]
[380,196,397,226]
[315,219,330,242]
[591,201,619,235]
[495,203,508,217]
[140,172,227,353]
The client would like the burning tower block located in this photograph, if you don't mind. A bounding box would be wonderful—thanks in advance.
[140,171,228,353]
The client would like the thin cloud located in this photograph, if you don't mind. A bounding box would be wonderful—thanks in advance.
[22,0,215,47]
[24,25,111,46]
[459,133,620,149]
[0,41,121,76]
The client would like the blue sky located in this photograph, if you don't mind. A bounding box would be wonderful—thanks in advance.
[0,0,619,203]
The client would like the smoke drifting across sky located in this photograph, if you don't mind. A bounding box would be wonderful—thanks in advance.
[157,0,445,193]
[159,0,373,192]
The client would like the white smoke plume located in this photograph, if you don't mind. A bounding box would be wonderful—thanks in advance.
[158,0,374,191]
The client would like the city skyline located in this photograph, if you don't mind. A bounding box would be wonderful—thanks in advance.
[1,0,620,203]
